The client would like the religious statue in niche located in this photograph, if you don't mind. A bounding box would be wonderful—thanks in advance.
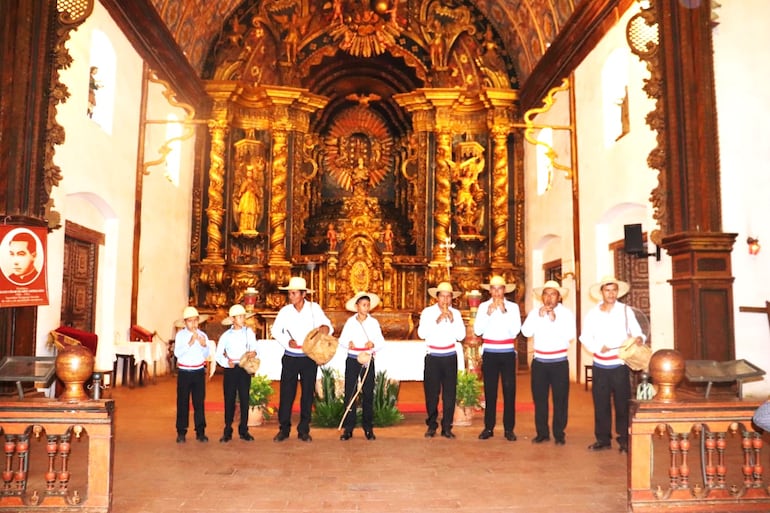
[233,144,266,234]
[382,223,394,252]
[418,0,474,74]
[453,141,485,236]
[327,223,339,252]
[324,107,392,194]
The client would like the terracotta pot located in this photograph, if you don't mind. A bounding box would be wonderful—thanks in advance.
[248,406,264,427]
[648,349,685,402]
[453,406,473,427]
[55,344,95,402]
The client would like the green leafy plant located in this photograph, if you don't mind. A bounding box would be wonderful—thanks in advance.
[312,367,405,427]
[455,370,482,408]
[371,370,404,426]
[312,366,345,427]
[249,374,275,419]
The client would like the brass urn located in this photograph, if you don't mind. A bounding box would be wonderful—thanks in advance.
[648,348,685,402]
[55,344,95,402]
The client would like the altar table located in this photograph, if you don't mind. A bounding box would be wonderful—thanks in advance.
[253,339,464,381]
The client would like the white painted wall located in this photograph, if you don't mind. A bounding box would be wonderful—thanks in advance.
[713,0,770,397]
[39,1,195,375]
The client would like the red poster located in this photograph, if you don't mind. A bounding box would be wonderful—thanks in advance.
[0,226,49,307]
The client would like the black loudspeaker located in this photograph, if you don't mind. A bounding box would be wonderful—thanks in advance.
[624,224,644,254]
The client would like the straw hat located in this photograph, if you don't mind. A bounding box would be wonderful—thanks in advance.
[428,281,462,299]
[481,275,516,293]
[220,304,256,325]
[345,291,381,312]
[173,306,209,328]
[278,276,314,293]
[589,275,630,301]
[533,280,569,301]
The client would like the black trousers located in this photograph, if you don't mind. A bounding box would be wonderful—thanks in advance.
[342,357,376,432]
[530,359,569,439]
[423,353,457,432]
[592,364,630,445]
[278,354,318,435]
[222,366,251,436]
[481,351,517,432]
[176,368,206,436]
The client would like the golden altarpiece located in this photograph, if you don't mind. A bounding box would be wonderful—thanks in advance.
[188,0,525,340]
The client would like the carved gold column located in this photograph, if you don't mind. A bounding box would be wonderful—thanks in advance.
[268,128,289,266]
[483,89,518,267]
[433,130,453,262]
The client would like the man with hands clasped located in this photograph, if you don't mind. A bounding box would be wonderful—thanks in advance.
[520,280,575,445]
[473,276,521,442]
[418,282,466,439]
[174,306,211,443]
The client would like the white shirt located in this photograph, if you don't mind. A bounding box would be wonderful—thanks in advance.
[579,301,644,368]
[417,303,466,356]
[174,328,210,370]
[520,303,576,361]
[338,314,385,358]
[473,298,521,353]
[215,326,258,368]
[271,300,334,356]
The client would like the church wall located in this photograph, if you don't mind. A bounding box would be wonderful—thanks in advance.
[713,0,770,396]
[137,81,197,340]
[523,4,675,382]
[40,2,194,371]
[572,3,672,362]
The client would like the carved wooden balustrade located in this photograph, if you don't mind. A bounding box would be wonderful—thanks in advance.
[0,399,114,512]
[630,398,768,512]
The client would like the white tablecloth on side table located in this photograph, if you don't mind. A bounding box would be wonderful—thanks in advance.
[113,340,167,385]
[253,339,463,381]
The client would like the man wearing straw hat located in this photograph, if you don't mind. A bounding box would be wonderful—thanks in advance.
[521,280,575,445]
[338,291,385,441]
[580,275,645,453]
[473,276,521,441]
[215,304,259,443]
[271,276,334,442]
[418,281,466,439]
[174,306,211,443]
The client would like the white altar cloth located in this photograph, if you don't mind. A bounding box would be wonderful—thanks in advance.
[252,339,464,381]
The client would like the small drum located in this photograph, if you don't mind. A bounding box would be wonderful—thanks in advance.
[302,328,338,365]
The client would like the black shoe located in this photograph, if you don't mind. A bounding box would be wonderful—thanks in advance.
[619,443,628,453]
[364,430,376,440]
[532,435,550,444]
[504,431,517,442]
[196,434,209,443]
[176,434,186,443]
[554,437,566,445]
[219,434,232,443]
[273,431,289,442]
[240,433,254,441]
[588,442,612,451]
[478,429,494,440]
[298,433,312,442]
[424,428,437,438]
[340,431,353,441]
[441,430,455,439]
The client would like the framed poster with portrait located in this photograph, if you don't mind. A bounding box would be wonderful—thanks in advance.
[0,225,49,307]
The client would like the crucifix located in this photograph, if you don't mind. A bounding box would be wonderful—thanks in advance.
[440,236,456,279]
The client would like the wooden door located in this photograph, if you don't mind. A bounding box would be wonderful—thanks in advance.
[61,222,103,331]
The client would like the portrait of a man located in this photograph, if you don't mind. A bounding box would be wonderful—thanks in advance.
[2,229,42,286]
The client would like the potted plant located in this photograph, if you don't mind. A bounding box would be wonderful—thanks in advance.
[248,374,274,426]
[454,370,482,426]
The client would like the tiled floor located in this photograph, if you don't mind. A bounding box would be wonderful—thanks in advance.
[110,372,628,513]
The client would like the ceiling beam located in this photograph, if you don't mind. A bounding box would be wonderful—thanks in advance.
[519,0,635,112]
[99,0,211,115]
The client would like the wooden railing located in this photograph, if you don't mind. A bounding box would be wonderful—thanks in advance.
[630,398,768,512]
[0,399,114,512]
